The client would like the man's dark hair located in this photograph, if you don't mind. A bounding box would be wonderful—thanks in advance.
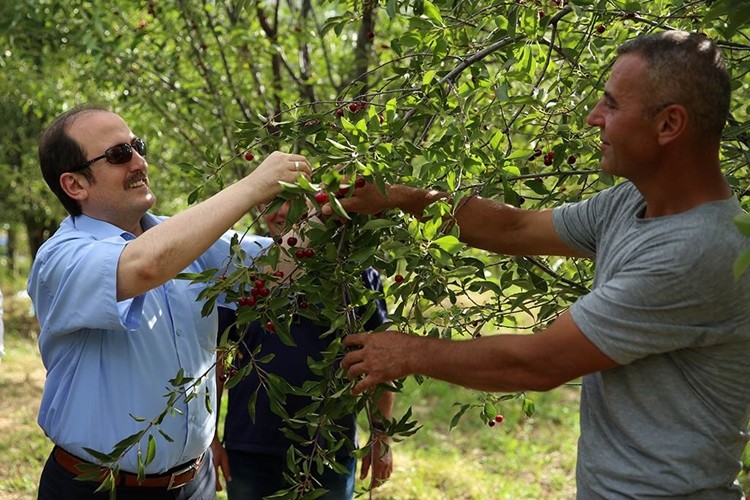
[618,30,731,138]
[38,104,109,216]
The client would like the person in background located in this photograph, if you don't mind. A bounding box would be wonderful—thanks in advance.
[29,104,311,500]
[212,200,394,499]
[332,31,750,499]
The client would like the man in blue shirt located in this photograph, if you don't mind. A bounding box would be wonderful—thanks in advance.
[28,104,311,499]
[212,200,394,499]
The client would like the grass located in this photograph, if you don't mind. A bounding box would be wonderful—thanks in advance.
[0,289,52,500]
[354,378,580,499]
[1,285,747,500]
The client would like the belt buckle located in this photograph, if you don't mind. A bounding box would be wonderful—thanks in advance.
[166,462,198,490]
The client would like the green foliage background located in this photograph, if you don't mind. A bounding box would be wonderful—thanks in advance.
[1,0,749,497]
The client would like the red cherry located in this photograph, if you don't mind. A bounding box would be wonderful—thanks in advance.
[259,287,270,297]
[239,296,256,307]
[314,192,329,204]
[349,103,359,112]
[567,155,577,165]
[251,288,261,297]
[265,321,275,332]
[494,415,504,423]
[335,108,344,117]
[534,148,543,157]
[338,186,350,197]
[244,152,254,161]
[355,177,366,188]
[488,420,496,427]
[304,248,314,258]
[394,274,404,284]
[295,249,306,259]
[299,300,309,309]
[596,24,605,34]
[287,236,298,246]
[538,10,546,19]
[543,155,553,166]
[254,279,266,289]
[272,270,284,278]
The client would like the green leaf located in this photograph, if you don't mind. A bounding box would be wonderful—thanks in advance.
[326,138,352,151]
[449,403,471,430]
[328,195,351,220]
[145,435,156,466]
[247,389,259,423]
[422,0,443,25]
[81,447,117,463]
[158,429,174,443]
[522,397,536,417]
[386,0,397,18]
[433,235,463,254]
[360,218,398,231]
[169,368,185,387]
[733,248,750,279]
[734,213,750,237]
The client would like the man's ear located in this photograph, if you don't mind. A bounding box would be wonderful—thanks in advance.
[656,104,688,146]
[59,172,90,202]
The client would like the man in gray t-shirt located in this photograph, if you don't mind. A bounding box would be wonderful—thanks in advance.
[555,181,750,498]
[329,31,750,499]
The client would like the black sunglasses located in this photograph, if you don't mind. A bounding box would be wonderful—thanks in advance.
[71,137,147,172]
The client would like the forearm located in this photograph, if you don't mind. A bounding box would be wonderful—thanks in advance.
[404,334,559,393]
[117,176,274,300]
[385,185,577,257]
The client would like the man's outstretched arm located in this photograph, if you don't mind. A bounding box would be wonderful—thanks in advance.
[342,310,617,395]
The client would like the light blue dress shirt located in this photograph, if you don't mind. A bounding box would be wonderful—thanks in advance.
[28,213,271,474]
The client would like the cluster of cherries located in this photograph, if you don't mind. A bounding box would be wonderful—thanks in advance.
[487,414,504,427]
[529,148,577,166]
[313,177,367,205]
[236,274,288,332]
[285,235,315,260]
[238,274,282,308]
[334,100,368,117]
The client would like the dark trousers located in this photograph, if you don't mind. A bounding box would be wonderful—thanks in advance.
[225,449,355,500]
[37,447,216,500]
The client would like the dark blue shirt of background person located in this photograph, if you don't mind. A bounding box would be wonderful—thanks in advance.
[216,266,389,499]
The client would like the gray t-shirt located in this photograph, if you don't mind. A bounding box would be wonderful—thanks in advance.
[553,181,750,499]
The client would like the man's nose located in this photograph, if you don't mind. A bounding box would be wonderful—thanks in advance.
[587,100,603,128]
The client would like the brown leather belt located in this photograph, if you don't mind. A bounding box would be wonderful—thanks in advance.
[53,446,204,490]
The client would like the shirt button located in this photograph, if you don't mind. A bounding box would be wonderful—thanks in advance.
[176,329,182,336]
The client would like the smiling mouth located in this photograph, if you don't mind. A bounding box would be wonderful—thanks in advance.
[127,174,149,189]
